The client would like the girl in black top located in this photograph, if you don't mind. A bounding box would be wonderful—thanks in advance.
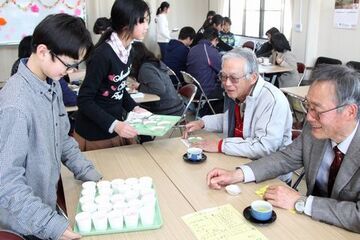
[74,0,150,151]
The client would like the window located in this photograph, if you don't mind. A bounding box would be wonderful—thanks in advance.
[229,0,287,38]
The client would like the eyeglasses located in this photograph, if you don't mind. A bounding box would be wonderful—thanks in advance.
[302,100,348,120]
[218,73,247,84]
[49,51,81,71]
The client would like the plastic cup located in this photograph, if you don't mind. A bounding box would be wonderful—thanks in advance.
[113,201,128,211]
[82,181,96,190]
[97,202,113,213]
[108,210,124,230]
[81,202,97,213]
[125,177,138,186]
[139,205,155,226]
[81,188,96,198]
[112,183,129,194]
[79,196,94,207]
[95,195,110,205]
[140,188,155,198]
[111,179,125,190]
[141,195,156,208]
[127,199,143,209]
[98,187,113,196]
[124,189,139,202]
[139,176,153,189]
[75,212,92,232]
[91,211,108,231]
[97,180,111,190]
[110,194,125,204]
[123,207,139,228]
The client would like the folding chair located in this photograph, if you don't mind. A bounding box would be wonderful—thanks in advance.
[292,168,305,191]
[180,71,218,118]
[242,40,255,52]
[166,66,182,91]
[0,230,26,240]
[296,62,306,86]
[169,84,197,137]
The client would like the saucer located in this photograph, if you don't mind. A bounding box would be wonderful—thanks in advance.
[243,206,276,225]
[183,153,207,164]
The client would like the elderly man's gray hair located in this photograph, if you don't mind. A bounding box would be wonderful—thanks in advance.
[311,64,360,119]
[221,48,259,77]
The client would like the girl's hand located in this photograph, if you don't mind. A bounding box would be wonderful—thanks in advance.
[133,106,151,114]
[114,121,138,138]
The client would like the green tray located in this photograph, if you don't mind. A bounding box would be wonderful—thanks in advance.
[74,198,163,236]
[128,115,180,137]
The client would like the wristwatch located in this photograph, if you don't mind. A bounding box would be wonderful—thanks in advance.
[294,196,307,214]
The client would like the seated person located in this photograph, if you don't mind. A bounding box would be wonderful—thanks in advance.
[129,42,185,116]
[187,27,224,115]
[163,26,196,86]
[269,32,300,87]
[93,17,111,35]
[191,14,232,52]
[197,10,216,34]
[185,48,293,183]
[206,65,360,233]
[255,27,279,58]
[11,35,77,107]
[219,17,235,47]
[0,13,101,239]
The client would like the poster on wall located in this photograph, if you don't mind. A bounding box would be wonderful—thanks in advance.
[0,0,86,45]
[334,0,359,29]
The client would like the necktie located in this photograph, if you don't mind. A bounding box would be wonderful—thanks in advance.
[328,146,344,196]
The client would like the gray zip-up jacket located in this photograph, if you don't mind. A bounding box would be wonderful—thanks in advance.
[202,76,293,159]
[0,60,102,239]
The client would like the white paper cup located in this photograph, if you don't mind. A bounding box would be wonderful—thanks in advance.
[127,199,143,209]
[125,177,138,186]
[124,189,139,202]
[97,180,111,190]
[108,210,124,230]
[81,188,96,198]
[110,194,125,204]
[139,176,153,189]
[81,202,97,213]
[92,211,108,231]
[95,195,110,205]
[113,201,128,211]
[75,212,92,232]
[140,188,155,198]
[82,181,96,190]
[141,195,156,208]
[112,183,129,194]
[97,202,113,213]
[263,57,270,64]
[139,205,155,226]
[111,179,125,190]
[98,187,113,196]
[123,207,139,228]
[79,196,94,207]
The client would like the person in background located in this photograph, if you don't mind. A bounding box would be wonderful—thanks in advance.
[163,26,196,86]
[74,0,150,151]
[155,1,171,59]
[207,65,360,233]
[255,27,279,58]
[93,17,111,35]
[219,17,235,47]
[11,35,77,107]
[0,13,102,240]
[198,10,216,34]
[192,14,232,52]
[270,32,299,87]
[129,42,185,116]
[187,27,224,116]
[185,48,293,183]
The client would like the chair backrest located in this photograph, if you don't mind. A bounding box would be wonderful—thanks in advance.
[0,230,25,240]
[346,61,360,72]
[166,66,181,90]
[178,83,197,120]
[180,70,194,84]
[242,41,255,51]
[296,62,306,86]
[314,56,342,67]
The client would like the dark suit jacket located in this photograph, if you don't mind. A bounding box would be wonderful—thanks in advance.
[246,123,360,233]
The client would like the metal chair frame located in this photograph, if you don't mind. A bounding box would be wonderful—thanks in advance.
[166,66,182,91]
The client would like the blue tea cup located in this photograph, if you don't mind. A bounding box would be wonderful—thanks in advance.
[250,200,273,221]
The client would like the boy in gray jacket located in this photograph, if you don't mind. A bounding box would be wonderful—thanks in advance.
[0,14,101,240]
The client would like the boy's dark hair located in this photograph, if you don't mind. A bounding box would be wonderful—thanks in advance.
[224,17,232,25]
[32,13,93,60]
[130,41,159,78]
[270,32,291,52]
[96,0,150,48]
[178,26,196,40]
[93,17,111,34]
[203,27,219,41]
[18,36,33,58]
[156,1,170,15]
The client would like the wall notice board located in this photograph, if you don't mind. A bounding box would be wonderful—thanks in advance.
[0,0,86,45]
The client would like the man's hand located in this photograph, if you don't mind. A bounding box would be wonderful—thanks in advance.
[114,121,138,138]
[183,120,204,139]
[59,226,81,240]
[192,139,218,152]
[207,168,244,189]
[264,185,301,210]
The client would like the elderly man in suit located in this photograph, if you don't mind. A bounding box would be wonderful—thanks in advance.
[207,64,360,233]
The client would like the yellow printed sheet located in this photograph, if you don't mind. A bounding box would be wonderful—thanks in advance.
[182,204,268,240]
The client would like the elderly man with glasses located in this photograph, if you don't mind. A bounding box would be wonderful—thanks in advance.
[207,64,360,233]
[184,48,293,182]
